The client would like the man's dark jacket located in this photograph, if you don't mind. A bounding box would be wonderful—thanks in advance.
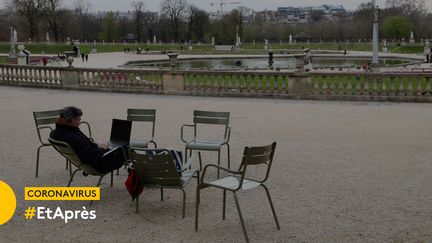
[50,123,105,168]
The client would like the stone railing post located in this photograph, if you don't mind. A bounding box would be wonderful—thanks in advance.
[162,72,184,94]
[288,73,313,98]
[294,54,305,72]
[61,69,79,88]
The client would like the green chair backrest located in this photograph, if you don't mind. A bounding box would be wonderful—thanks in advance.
[239,142,277,184]
[193,110,230,125]
[129,148,181,187]
[192,110,230,140]
[33,109,62,144]
[127,109,156,138]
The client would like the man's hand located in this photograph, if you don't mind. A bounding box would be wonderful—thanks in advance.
[98,143,108,150]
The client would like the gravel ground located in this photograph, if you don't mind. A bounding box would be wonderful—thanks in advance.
[0,86,431,242]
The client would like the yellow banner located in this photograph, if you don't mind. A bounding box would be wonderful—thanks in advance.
[24,187,100,201]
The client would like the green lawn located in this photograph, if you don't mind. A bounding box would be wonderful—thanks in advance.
[387,45,425,53]
[0,43,212,55]
[0,56,6,64]
[0,42,426,55]
[242,43,375,52]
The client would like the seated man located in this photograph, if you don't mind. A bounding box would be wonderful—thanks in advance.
[50,106,125,174]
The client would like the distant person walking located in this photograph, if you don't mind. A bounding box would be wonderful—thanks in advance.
[430,48,432,63]
[42,57,48,66]
[81,53,85,62]
[85,54,89,62]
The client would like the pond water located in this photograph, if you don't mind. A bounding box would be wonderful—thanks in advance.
[127,57,411,70]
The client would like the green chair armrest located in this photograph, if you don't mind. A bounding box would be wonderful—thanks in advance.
[103,146,127,162]
[80,121,92,138]
[223,126,231,144]
[37,125,54,131]
[180,124,195,143]
[36,126,54,145]
[201,164,242,183]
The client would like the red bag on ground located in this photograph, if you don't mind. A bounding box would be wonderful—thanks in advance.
[124,169,144,201]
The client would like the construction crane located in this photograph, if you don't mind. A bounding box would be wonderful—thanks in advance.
[210,0,241,18]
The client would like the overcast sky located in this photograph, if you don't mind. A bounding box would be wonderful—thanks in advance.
[1,0,431,12]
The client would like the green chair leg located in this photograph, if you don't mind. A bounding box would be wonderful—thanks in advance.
[217,150,221,178]
[261,184,280,230]
[96,175,104,187]
[233,192,249,243]
[195,186,201,231]
[222,189,226,220]
[196,171,201,205]
[68,160,72,177]
[35,144,53,177]
[35,145,43,177]
[68,169,80,187]
[90,176,104,206]
[226,143,231,169]
[189,149,193,170]
[181,188,186,218]
[110,171,113,187]
[184,148,188,167]
[161,188,164,201]
[197,152,203,171]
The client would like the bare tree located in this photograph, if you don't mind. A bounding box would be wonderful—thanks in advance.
[74,0,90,17]
[11,0,48,41]
[185,5,209,42]
[142,11,158,41]
[44,0,63,41]
[1,2,20,40]
[234,6,252,40]
[350,2,374,40]
[385,0,426,15]
[72,0,90,39]
[160,0,186,41]
[185,4,198,42]
[132,1,144,42]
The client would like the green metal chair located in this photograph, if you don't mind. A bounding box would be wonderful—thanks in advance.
[181,110,231,178]
[128,148,200,218]
[48,137,127,188]
[33,109,92,177]
[195,142,280,243]
[127,109,157,148]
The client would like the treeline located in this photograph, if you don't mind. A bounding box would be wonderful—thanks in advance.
[0,0,431,44]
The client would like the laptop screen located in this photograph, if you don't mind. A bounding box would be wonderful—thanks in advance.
[109,119,132,143]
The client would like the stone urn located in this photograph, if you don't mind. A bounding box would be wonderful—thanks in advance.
[167,53,179,69]
[64,51,75,67]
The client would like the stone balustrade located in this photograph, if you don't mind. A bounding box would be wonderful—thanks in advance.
[310,73,431,102]
[0,64,62,87]
[0,64,430,102]
[75,68,164,93]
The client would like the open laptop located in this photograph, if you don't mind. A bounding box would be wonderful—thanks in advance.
[107,119,132,149]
